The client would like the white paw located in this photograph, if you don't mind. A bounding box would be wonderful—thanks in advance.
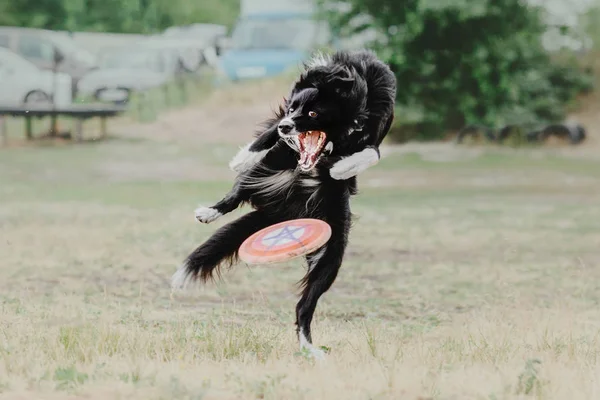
[302,345,326,360]
[330,148,379,180]
[330,159,362,180]
[298,328,327,361]
[229,143,268,173]
[194,206,222,223]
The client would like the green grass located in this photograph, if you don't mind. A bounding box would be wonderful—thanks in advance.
[1,85,600,399]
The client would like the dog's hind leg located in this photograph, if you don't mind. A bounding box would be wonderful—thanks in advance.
[295,206,351,359]
[195,182,246,224]
[172,210,274,289]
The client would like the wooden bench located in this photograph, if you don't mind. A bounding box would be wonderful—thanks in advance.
[0,103,128,145]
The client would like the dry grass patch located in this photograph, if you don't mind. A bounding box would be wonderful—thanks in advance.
[1,302,600,399]
[1,80,600,398]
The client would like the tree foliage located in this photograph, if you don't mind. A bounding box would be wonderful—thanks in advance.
[0,0,240,33]
[319,0,594,140]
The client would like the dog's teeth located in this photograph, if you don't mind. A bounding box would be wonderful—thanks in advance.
[325,142,333,153]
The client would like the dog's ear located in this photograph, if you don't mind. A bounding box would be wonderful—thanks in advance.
[332,77,355,94]
[327,66,355,93]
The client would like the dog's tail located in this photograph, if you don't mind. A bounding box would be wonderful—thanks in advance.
[171,210,273,289]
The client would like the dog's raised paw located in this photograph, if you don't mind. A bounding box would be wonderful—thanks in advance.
[330,148,380,180]
[194,207,222,224]
[330,161,360,180]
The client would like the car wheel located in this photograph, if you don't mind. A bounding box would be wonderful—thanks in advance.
[95,87,131,105]
[569,124,586,145]
[24,90,52,105]
[539,123,586,145]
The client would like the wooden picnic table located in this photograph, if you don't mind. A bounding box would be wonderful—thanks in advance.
[0,103,128,145]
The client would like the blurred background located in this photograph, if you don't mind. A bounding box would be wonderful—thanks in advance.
[0,0,599,144]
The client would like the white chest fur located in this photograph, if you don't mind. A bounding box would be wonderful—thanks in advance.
[240,168,322,198]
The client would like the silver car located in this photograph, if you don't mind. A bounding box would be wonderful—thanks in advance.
[0,26,97,95]
[76,47,180,104]
[0,47,72,107]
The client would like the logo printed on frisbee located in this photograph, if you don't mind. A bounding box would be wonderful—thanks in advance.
[261,225,307,248]
[239,218,332,265]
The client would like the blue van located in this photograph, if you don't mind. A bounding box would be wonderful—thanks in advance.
[216,1,333,81]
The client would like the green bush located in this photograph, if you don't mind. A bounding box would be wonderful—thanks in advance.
[1,0,241,33]
[319,0,594,142]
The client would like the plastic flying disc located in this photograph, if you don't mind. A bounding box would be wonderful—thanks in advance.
[239,218,332,265]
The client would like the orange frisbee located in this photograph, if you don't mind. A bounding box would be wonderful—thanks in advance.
[239,218,332,265]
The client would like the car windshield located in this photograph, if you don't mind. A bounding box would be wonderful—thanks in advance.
[99,49,165,72]
[0,48,39,73]
[230,17,318,50]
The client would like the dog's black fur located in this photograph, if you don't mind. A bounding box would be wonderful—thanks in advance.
[172,50,396,354]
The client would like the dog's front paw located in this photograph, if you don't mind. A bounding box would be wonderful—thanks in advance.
[329,148,380,180]
[330,158,361,180]
[194,206,222,224]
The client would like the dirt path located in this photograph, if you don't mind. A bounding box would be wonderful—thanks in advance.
[109,72,600,166]
[114,77,295,146]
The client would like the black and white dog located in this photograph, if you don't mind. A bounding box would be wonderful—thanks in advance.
[172,50,396,358]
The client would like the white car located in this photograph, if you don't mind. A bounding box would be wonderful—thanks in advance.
[138,36,213,71]
[162,23,227,59]
[76,47,180,104]
[0,47,72,107]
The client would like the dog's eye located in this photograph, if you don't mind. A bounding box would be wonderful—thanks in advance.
[308,111,318,118]
[288,107,295,113]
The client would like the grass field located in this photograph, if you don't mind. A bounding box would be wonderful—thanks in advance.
[1,80,600,399]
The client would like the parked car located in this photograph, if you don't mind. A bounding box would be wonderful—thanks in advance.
[0,47,72,107]
[64,31,147,56]
[216,0,334,81]
[139,35,218,71]
[163,23,227,38]
[137,37,203,72]
[162,23,227,56]
[0,26,97,96]
[76,47,180,104]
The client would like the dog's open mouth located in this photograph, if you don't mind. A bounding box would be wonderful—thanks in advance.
[298,131,327,171]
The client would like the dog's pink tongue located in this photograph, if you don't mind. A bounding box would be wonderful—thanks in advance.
[304,132,320,150]
[298,131,324,171]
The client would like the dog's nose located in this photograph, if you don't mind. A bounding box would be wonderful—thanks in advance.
[278,121,293,134]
